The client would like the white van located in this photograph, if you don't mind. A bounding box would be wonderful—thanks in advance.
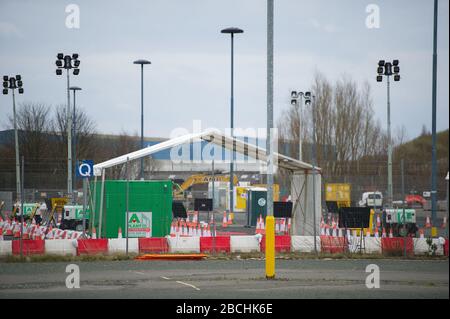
[359,192,383,208]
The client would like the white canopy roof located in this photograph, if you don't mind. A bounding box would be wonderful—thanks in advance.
[93,129,319,176]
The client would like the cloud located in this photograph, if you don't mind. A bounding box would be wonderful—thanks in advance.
[0,21,22,38]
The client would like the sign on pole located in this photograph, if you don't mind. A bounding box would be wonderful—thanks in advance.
[76,160,94,178]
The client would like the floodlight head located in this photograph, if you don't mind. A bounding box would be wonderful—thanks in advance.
[56,60,63,67]
[133,59,151,65]
[17,80,23,87]
[378,60,385,67]
[394,66,400,74]
[69,86,82,91]
[18,88,24,94]
[3,75,8,82]
[73,68,80,75]
[376,75,383,82]
[221,27,244,34]
[377,67,383,74]
[393,59,399,66]
[15,75,21,81]
[2,89,8,95]
[291,99,297,106]
[304,91,311,98]
[57,53,64,59]
[56,69,62,75]
[72,53,79,59]
[73,60,80,67]
[304,99,311,106]
[394,74,400,82]
[3,82,8,88]
[291,91,298,99]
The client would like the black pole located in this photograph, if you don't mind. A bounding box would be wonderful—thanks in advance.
[140,65,144,180]
[230,33,234,218]
[20,156,24,258]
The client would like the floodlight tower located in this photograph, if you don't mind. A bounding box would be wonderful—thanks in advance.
[3,75,24,202]
[376,59,400,207]
[56,53,80,202]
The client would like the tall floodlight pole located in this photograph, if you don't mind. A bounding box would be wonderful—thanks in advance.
[70,86,82,203]
[431,0,439,237]
[133,59,151,180]
[376,60,400,207]
[221,27,243,219]
[265,0,275,280]
[56,53,80,203]
[290,91,304,161]
[2,75,24,202]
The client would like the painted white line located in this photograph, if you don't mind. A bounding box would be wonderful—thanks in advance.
[176,280,200,291]
[161,276,171,280]
[134,271,146,275]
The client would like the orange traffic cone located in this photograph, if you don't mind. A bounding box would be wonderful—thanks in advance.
[255,216,262,234]
[389,228,394,238]
[228,212,233,225]
[275,219,280,233]
[374,227,379,238]
[425,216,431,228]
[222,212,228,228]
[376,215,381,228]
[382,228,387,238]
[118,227,123,239]
[91,227,97,239]
[260,216,266,235]
[419,228,425,239]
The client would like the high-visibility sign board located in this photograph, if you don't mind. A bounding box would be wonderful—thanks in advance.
[76,160,94,178]
[126,212,152,237]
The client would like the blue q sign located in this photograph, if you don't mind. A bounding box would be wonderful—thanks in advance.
[76,160,94,178]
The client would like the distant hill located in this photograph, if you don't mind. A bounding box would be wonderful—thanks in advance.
[394,129,449,162]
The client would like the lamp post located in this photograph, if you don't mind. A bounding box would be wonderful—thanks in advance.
[70,86,82,202]
[56,53,80,203]
[221,27,244,219]
[3,75,24,203]
[290,91,304,161]
[133,59,151,180]
[291,91,317,253]
[376,59,400,207]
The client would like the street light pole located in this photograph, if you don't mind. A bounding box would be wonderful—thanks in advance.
[221,27,243,219]
[133,59,151,180]
[70,86,82,203]
[3,75,24,203]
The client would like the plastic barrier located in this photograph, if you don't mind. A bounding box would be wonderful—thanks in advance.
[364,237,382,254]
[12,239,45,256]
[291,236,321,253]
[108,238,139,254]
[381,237,413,256]
[230,235,260,253]
[413,238,444,256]
[0,241,12,256]
[260,235,291,253]
[138,238,169,254]
[77,239,109,255]
[167,236,200,253]
[44,239,77,256]
[200,236,231,254]
[320,236,348,254]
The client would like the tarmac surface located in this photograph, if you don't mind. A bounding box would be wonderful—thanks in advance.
[0,258,448,299]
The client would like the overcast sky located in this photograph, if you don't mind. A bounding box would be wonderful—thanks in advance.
[0,0,448,140]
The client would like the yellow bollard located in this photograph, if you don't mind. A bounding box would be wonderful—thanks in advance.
[265,215,275,279]
[431,227,438,238]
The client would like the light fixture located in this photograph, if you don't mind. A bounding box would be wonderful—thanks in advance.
[291,91,298,99]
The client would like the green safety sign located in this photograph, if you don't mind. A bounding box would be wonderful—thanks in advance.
[126,212,152,238]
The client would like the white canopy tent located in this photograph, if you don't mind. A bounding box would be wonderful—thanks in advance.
[92,129,321,237]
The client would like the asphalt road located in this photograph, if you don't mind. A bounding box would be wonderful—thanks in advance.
[0,259,448,299]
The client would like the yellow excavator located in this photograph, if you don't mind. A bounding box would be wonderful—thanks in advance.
[173,174,239,200]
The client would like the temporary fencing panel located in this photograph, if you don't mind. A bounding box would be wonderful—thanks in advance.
[138,238,169,253]
[108,238,139,254]
[413,238,445,256]
[167,236,200,253]
[320,236,348,254]
[381,237,414,256]
[77,239,109,255]
[260,235,291,253]
[200,236,231,253]
[12,239,45,255]
[44,239,77,256]
[291,236,321,253]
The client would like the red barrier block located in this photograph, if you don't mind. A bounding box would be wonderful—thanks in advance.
[320,236,348,254]
[77,239,108,255]
[138,238,169,254]
[12,239,45,256]
[200,236,231,253]
[381,237,413,256]
[444,239,449,257]
[260,235,291,253]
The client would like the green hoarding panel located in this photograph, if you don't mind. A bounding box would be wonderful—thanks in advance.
[247,190,267,226]
[90,180,173,238]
